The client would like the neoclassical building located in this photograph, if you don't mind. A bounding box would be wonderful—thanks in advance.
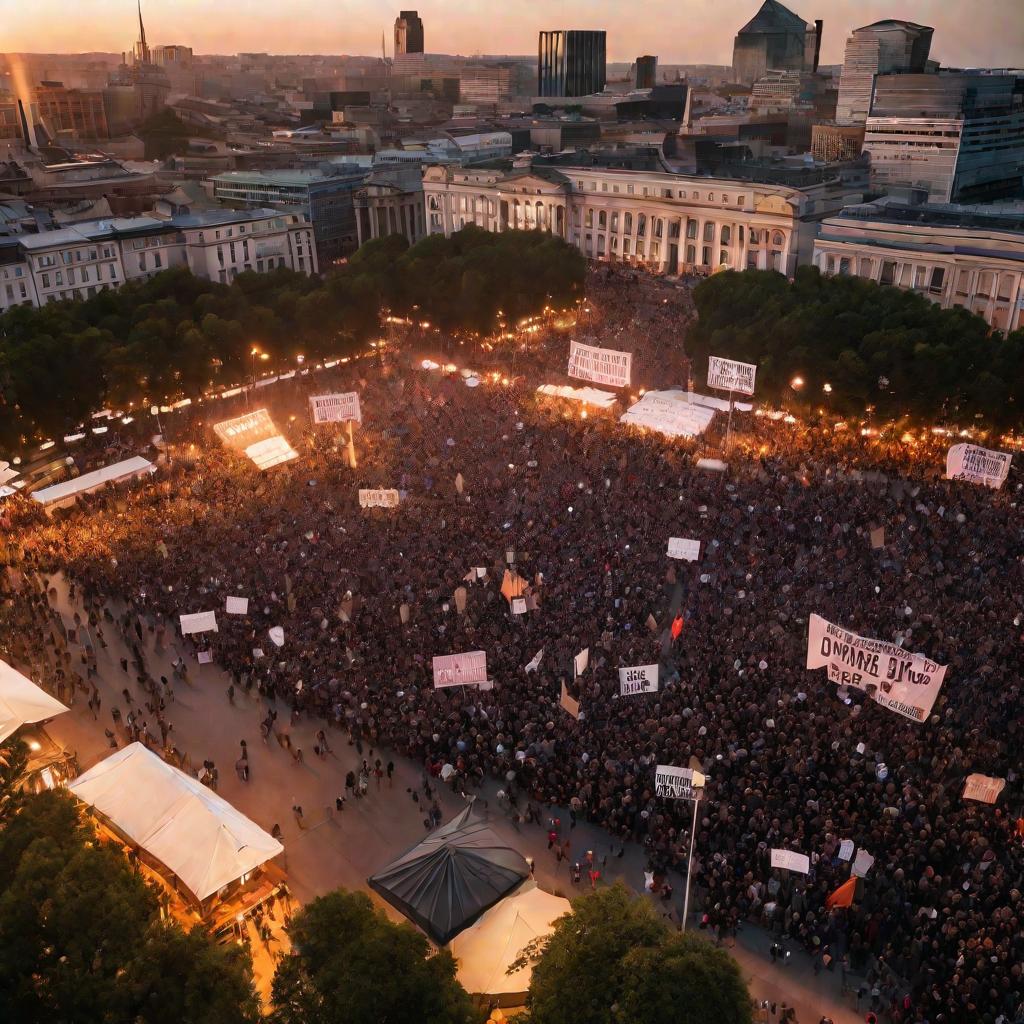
[422,160,861,277]
[813,202,1024,333]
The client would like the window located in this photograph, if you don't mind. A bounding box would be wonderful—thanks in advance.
[859,258,872,277]
[737,196,745,206]
[624,213,633,233]
[623,238,631,254]
[601,182,607,192]
[154,253,162,269]
[686,220,697,240]
[701,246,711,265]
[703,222,715,242]
[686,245,695,263]
[627,184,634,195]
[722,194,729,203]
[88,249,97,260]
[772,231,784,247]
[839,257,851,276]
[611,212,619,232]
[55,271,63,285]
[108,263,117,279]
[637,214,646,237]
[67,268,75,285]
[62,252,73,265]
[41,273,50,288]
[663,188,672,198]
[598,211,607,229]
[749,229,759,244]
[139,253,147,272]
[707,193,714,202]
[929,267,945,291]
[585,209,594,228]
[720,226,731,246]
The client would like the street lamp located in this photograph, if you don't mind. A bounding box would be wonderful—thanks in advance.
[790,376,804,391]
[822,383,832,394]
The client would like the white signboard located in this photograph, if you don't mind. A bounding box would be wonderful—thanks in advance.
[432,650,488,688]
[654,764,703,801]
[359,489,400,508]
[310,391,362,424]
[268,626,285,648]
[946,444,1011,489]
[197,650,213,665]
[708,356,757,395]
[838,839,855,861]
[962,773,1006,804]
[511,597,527,615]
[806,613,947,723]
[180,611,218,635]
[770,849,810,874]
[667,537,701,562]
[560,681,581,719]
[225,596,249,615]
[574,647,589,677]
[567,340,632,389]
[851,849,875,878]
[619,664,659,696]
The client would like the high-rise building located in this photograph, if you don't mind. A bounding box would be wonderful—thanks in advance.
[835,20,933,125]
[538,30,607,98]
[152,45,194,68]
[394,11,425,55]
[635,56,658,90]
[732,0,821,86]
[34,82,110,139]
[864,72,1024,203]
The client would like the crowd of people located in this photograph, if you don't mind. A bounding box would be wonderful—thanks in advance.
[2,264,1022,1024]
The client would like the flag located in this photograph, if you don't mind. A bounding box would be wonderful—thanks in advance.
[671,614,684,640]
[525,648,544,673]
[826,877,857,909]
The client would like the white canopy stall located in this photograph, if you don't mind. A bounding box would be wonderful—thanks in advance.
[0,659,69,743]
[69,742,283,907]
[620,390,752,439]
[30,456,154,510]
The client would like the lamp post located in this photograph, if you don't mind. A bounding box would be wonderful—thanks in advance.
[681,770,707,932]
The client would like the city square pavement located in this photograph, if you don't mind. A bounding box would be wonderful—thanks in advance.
[43,575,863,1023]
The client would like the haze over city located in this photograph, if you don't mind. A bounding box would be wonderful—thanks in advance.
[5,0,1024,67]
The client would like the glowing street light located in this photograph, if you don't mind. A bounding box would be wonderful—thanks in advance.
[822,382,832,394]
[790,376,804,391]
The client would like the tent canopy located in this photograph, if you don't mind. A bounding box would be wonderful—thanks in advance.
[31,456,154,506]
[450,881,571,997]
[69,742,283,902]
[369,805,529,944]
[0,659,69,743]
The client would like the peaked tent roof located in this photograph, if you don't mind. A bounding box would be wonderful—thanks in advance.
[368,805,530,944]
[69,742,283,902]
[738,0,807,35]
[450,881,572,997]
[0,659,68,743]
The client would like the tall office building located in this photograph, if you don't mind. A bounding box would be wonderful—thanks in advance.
[835,20,933,125]
[538,30,607,98]
[732,0,821,86]
[635,56,658,90]
[152,45,194,68]
[864,72,1024,202]
[394,11,424,55]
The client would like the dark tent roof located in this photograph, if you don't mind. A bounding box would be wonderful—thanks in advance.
[738,0,807,35]
[368,805,530,944]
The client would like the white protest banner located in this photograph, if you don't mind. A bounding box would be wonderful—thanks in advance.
[310,391,361,424]
[667,537,701,562]
[560,681,580,719]
[433,650,488,688]
[852,848,875,878]
[358,488,400,508]
[619,664,659,696]
[770,849,810,874]
[806,613,947,723]
[511,597,527,615]
[708,355,757,395]
[838,839,855,861]
[252,648,264,659]
[225,596,249,615]
[654,764,703,800]
[946,443,1011,489]
[268,626,285,648]
[963,773,1006,804]
[180,611,218,635]
[197,650,213,665]
[574,647,589,677]
[524,648,544,674]
[567,340,632,389]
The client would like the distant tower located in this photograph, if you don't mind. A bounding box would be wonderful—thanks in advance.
[394,10,424,55]
[133,0,152,65]
[635,55,658,89]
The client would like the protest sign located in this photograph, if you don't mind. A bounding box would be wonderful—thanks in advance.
[197,650,213,665]
[180,611,218,635]
[654,764,703,800]
[708,356,757,395]
[433,650,488,688]
[619,664,659,696]
[852,849,875,878]
[567,340,632,388]
[574,648,589,677]
[268,626,285,648]
[560,682,580,719]
[771,849,810,874]
[511,597,527,615]
[870,526,885,549]
[358,489,400,508]
[946,443,1011,489]
[667,537,701,561]
[838,839,855,861]
[963,773,1006,804]
[310,392,361,424]
[454,587,467,615]
[455,472,464,495]
[252,648,264,659]
[806,613,947,723]
[399,603,410,624]
[524,648,544,673]
[225,596,249,615]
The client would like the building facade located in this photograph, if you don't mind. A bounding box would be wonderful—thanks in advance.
[834,20,932,126]
[6,208,316,310]
[810,123,866,162]
[635,56,658,90]
[538,30,607,98]
[353,168,425,249]
[423,161,857,276]
[34,83,110,139]
[394,11,425,56]
[813,202,1024,333]
[732,0,821,87]
[152,45,194,67]
[864,73,1024,203]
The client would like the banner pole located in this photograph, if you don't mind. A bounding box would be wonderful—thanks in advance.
[725,389,734,451]
[681,793,700,932]
[347,419,357,469]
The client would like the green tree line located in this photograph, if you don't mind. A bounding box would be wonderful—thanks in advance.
[0,226,584,448]
[690,267,1024,427]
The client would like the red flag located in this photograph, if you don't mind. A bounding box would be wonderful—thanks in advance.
[826,876,857,909]
[671,614,684,640]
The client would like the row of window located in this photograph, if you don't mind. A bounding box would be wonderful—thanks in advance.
[35,244,115,269]
[575,180,748,206]
[40,263,119,290]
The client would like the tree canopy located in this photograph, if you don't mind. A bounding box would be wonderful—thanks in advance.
[521,883,751,1024]
[270,889,474,1024]
[689,266,1024,427]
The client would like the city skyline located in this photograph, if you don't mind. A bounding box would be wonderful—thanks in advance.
[4,0,1023,68]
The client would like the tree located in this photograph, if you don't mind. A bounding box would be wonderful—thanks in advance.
[521,884,751,1024]
[271,889,474,1024]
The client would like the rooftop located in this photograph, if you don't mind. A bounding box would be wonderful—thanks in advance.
[211,167,365,187]
[835,201,1024,234]
[737,0,807,36]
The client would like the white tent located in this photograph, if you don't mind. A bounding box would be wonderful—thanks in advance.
[0,659,69,743]
[69,742,283,902]
[536,384,617,409]
[31,456,154,508]
[450,882,571,998]
[620,390,753,439]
